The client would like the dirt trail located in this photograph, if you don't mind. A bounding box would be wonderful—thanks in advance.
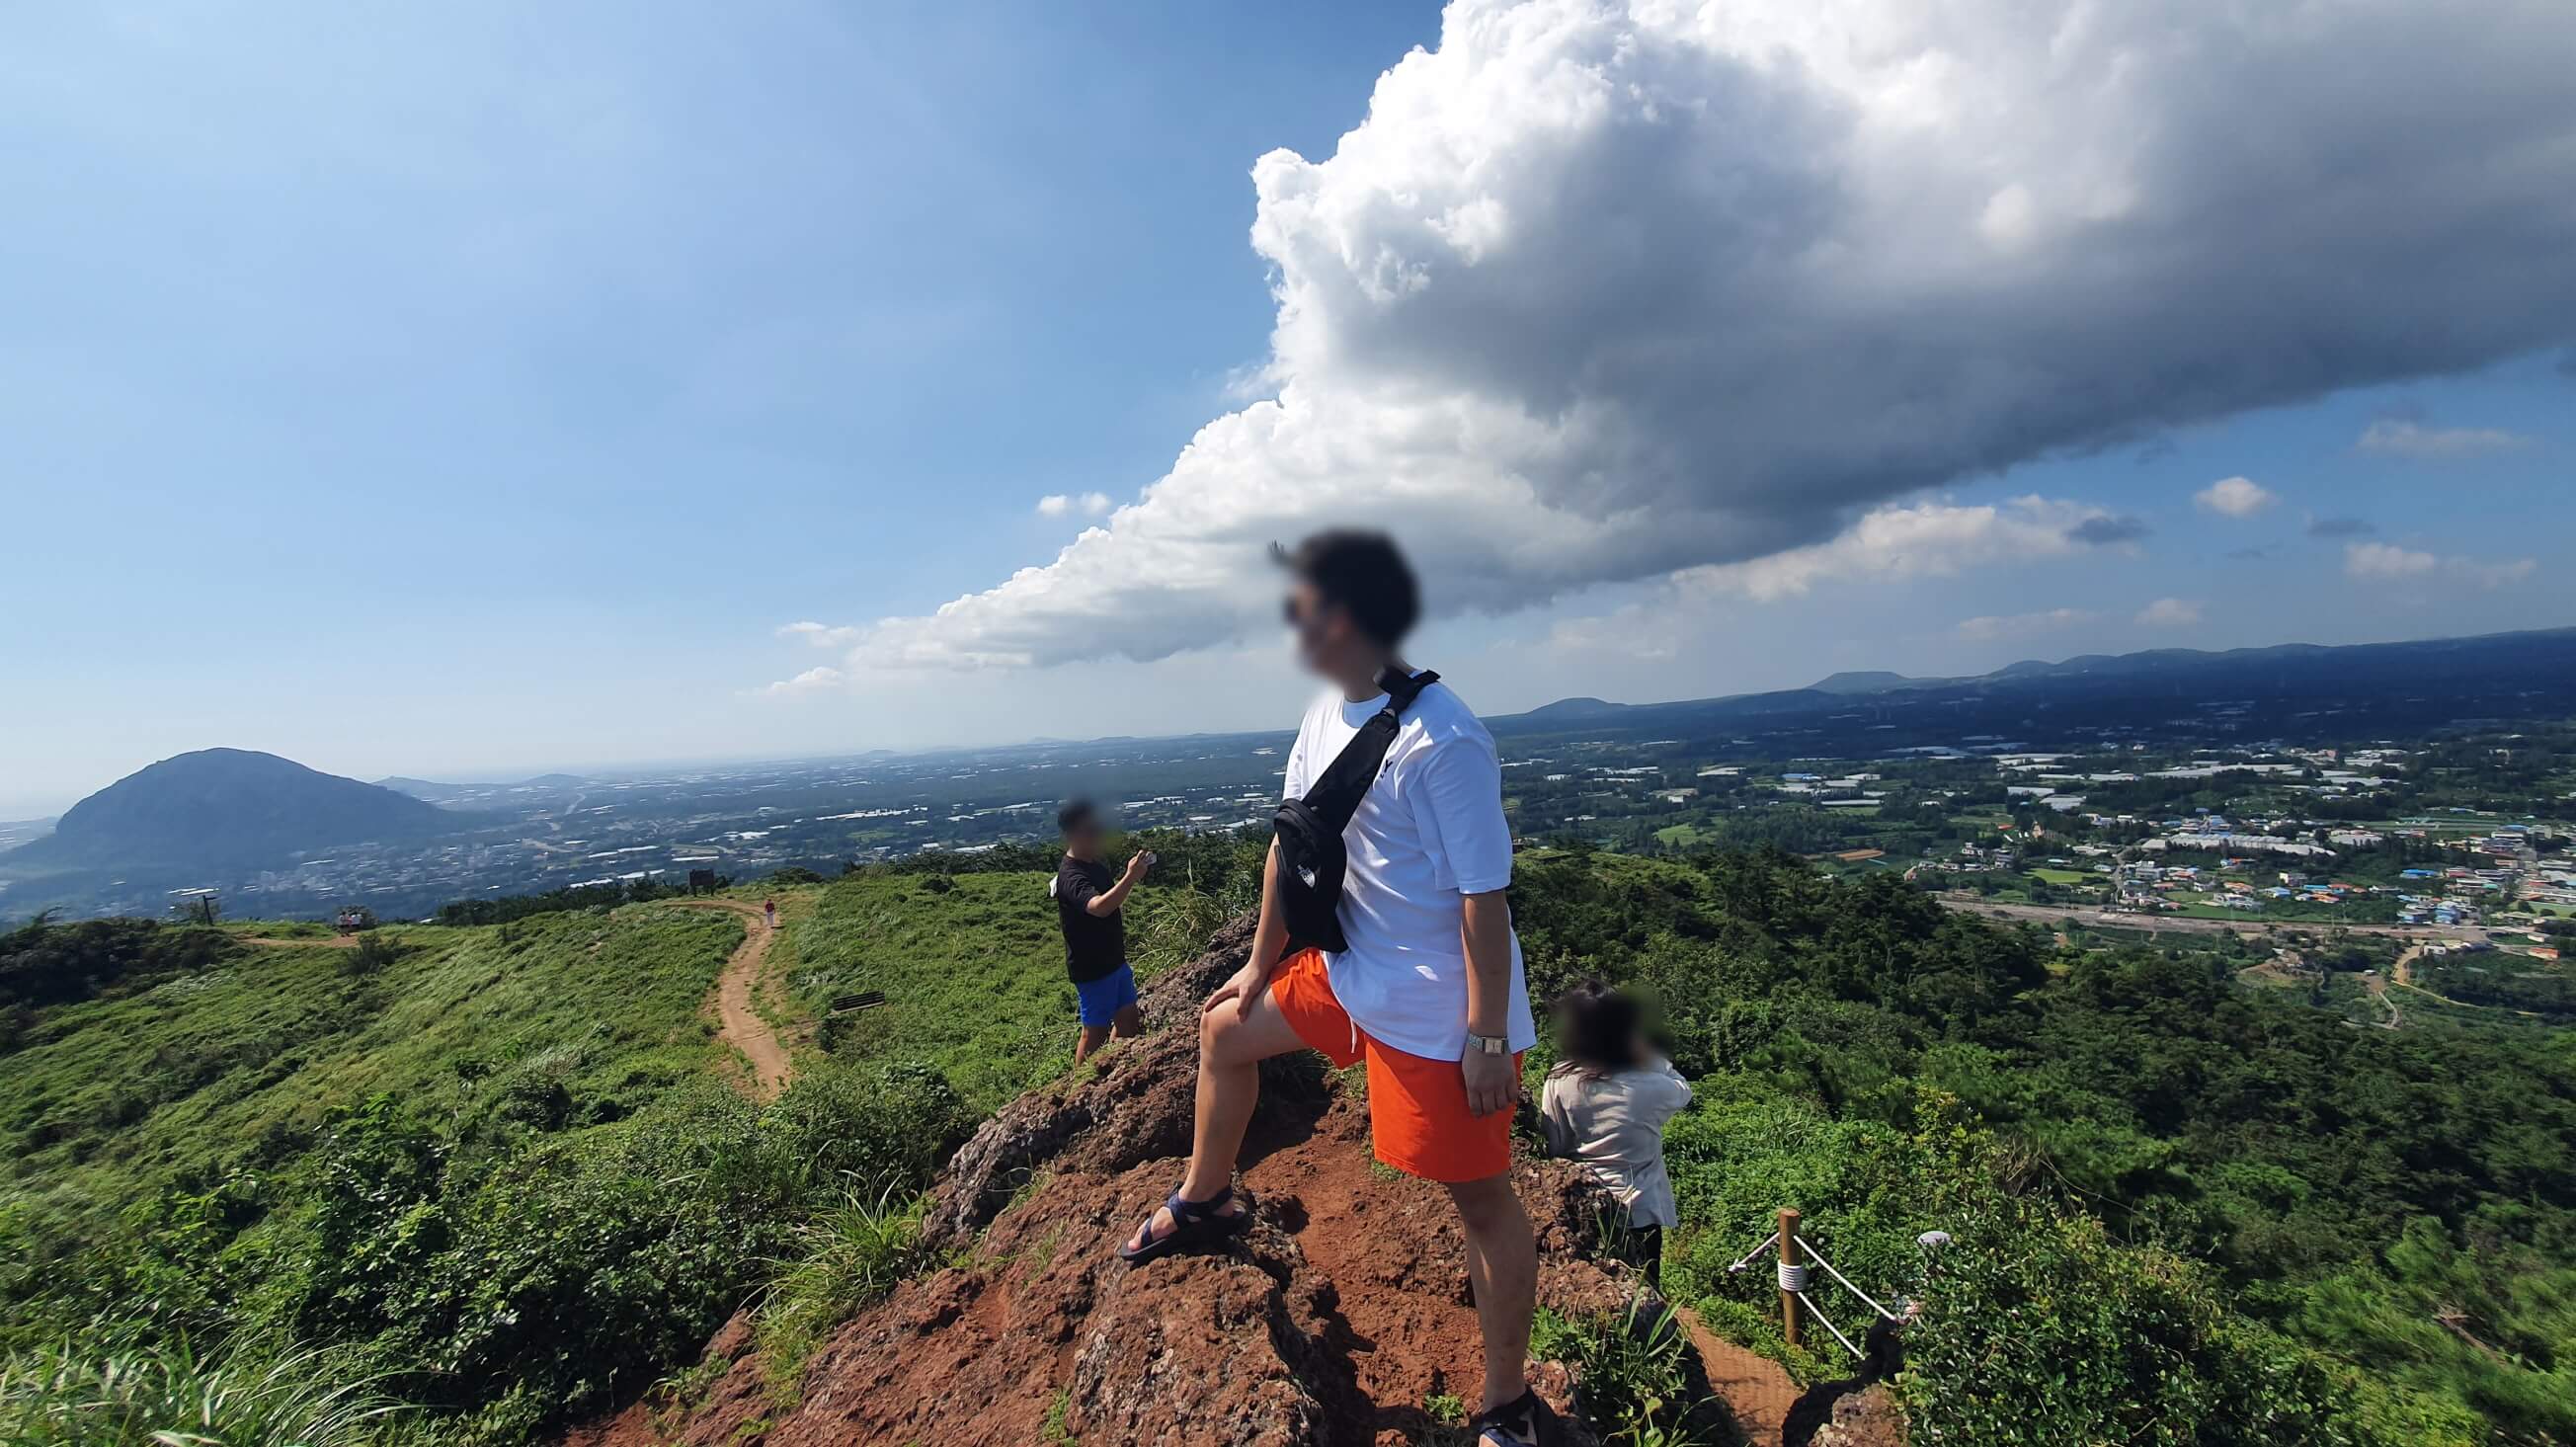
[1673,1302,1799,1441]
[668,900,793,1100]
[240,933,360,948]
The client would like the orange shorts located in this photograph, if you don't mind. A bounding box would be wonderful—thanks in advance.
[1268,948,1520,1183]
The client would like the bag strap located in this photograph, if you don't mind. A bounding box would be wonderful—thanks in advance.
[1297,669,1439,832]
[1373,667,1438,717]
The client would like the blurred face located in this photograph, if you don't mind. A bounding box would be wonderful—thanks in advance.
[1283,578,1358,679]
[1064,816,1103,853]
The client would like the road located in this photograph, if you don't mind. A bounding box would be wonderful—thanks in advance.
[668,899,793,1100]
[1937,894,2480,945]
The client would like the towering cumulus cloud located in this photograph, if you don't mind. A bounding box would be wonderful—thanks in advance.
[791,0,2576,676]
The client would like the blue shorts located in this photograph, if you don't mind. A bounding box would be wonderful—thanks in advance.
[1074,963,1138,1027]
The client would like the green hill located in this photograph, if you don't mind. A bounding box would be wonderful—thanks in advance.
[3,908,742,1235]
[0,895,974,1441]
[3,748,453,873]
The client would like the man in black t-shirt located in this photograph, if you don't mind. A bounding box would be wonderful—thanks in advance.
[1052,798,1154,1063]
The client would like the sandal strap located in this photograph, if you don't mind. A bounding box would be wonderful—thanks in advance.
[1165,1184,1235,1224]
[1470,1389,1540,1444]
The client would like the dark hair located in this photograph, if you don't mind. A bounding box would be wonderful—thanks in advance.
[1552,979,1645,1075]
[1057,798,1099,834]
[1277,528,1420,648]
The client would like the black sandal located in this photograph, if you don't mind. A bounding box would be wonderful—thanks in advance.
[1118,1183,1252,1265]
[1470,1388,1557,1447]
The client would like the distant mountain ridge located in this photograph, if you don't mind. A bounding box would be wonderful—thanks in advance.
[6,748,452,871]
[375,771,593,804]
[1491,625,2576,733]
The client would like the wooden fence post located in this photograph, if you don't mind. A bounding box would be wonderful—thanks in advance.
[1778,1207,1802,1349]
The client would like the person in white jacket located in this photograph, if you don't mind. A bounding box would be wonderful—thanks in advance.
[1540,981,1693,1288]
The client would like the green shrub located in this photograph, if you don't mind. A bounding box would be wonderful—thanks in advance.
[342,933,402,977]
[0,916,235,1012]
[275,1062,971,1440]
[1903,1193,2395,1447]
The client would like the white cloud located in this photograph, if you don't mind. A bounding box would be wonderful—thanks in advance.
[763,666,845,695]
[1679,497,2117,603]
[2135,598,2204,627]
[2343,541,2439,580]
[1957,607,2096,643]
[2194,476,2276,518]
[2355,419,2536,460]
[777,620,862,649]
[2469,558,2541,588]
[781,0,2576,682]
[1037,492,1113,520]
[2344,541,2535,588]
[1543,496,2115,661]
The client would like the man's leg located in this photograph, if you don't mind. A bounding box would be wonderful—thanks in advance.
[1130,983,1306,1248]
[1448,1172,1537,1422]
[1108,1002,1145,1041]
[1075,1022,1111,1064]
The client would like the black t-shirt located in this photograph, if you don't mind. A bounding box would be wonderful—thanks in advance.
[1054,854,1127,984]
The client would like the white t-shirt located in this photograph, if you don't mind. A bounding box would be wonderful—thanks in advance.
[1280,677,1537,1063]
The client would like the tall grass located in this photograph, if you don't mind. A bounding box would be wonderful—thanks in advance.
[754,1178,931,1387]
[1532,1300,1731,1447]
[1125,855,1254,980]
[0,1338,408,1447]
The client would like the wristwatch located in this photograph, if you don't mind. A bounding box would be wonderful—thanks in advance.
[1466,1031,1511,1057]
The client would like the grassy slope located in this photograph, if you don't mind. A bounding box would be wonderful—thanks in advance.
[3,907,742,1235]
[780,871,1076,1112]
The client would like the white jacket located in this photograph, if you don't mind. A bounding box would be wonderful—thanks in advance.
[1540,1056,1694,1229]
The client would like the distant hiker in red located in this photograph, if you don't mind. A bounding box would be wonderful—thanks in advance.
[763,899,777,930]
[1118,530,1551,1446]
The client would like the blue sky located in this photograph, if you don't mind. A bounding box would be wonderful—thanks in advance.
[3,1,2571,816]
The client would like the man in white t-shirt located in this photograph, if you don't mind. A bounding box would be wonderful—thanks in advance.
[1117,530,1549,1447]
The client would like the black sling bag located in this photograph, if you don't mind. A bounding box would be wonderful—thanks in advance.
[1272,667,1438,955]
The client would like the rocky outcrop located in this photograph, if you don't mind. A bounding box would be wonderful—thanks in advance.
[1804,1387,1907,1447]
[569,918,1672,1446]
[918,915,1318,1248]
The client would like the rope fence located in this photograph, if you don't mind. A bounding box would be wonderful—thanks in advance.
[1723,1207,1943,1358]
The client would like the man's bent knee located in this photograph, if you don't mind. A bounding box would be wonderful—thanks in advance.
[1201,997,1293,1068]
[1202,1003,1264,1064]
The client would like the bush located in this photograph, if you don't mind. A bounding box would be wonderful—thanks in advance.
[342,932,403,977]
[1903,1193,2400,1447]
[0,917,234,1011]
[274,1062,972,1440]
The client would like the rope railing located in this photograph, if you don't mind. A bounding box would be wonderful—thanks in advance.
[1798,1236,1898,1323]
[1723,1207,1937,1358]
[1796,1289,1862,1356]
